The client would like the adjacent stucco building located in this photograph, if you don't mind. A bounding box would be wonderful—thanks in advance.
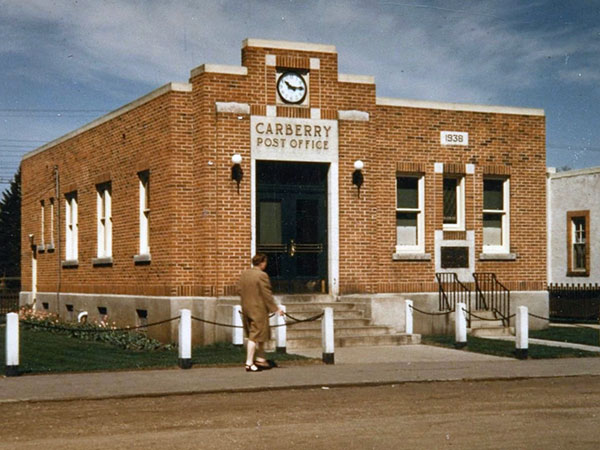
[548,166,600,285]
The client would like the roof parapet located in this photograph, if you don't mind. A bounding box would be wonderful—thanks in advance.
[190,64,248,79]
[338,74,375,84]
[243,38,336,54]
[376,97,544,116]
[22,82,192,161]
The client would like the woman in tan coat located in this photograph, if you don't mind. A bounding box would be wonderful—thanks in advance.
[239,253,284,372]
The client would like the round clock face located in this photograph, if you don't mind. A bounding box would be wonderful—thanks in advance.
[277,71,307,104]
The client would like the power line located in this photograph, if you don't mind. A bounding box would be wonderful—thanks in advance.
[0,139,48,143]
[0,108,108,113]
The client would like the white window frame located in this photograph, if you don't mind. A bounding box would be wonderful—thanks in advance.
[482,177,510,254]
[572,218,586,271]
[96,183,112,258]
[49,198,55,248]
[442,175,465,231]
[567,211,590,276]
[395,174,425,254]
[65,193,78,261]
[40,200,45,248]
[139,172,150,256]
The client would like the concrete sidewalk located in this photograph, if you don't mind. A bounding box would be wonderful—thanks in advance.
[3,344,600,404]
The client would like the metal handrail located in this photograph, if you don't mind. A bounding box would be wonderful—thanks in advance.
[472,272,511,326]
[435,272,472,327]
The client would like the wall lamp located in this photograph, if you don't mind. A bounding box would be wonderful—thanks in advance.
[352,160,364,197]
[231,154,243,193]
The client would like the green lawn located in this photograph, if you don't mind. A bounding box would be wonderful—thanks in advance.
[530,326,600,347]
[422,334,600,359]
[0,326,310,375]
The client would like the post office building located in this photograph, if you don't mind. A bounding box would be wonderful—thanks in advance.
[20,39,549,344]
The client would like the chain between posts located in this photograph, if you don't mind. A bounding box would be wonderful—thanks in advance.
[528,312,600,330]
[21,316,178,333]
[19,311,323,333]
[408,305,452,316]
[191,311,325,329]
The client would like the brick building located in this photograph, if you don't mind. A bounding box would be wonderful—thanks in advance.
[20,39,549,343]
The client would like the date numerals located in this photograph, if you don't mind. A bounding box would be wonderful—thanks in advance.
[441,131,468,146]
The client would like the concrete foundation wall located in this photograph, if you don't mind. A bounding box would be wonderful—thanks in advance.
[20,291,232,345]
[348,291,549,335]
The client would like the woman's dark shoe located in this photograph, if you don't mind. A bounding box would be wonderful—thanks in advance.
[255,359,277,369]
[245,363,261,372]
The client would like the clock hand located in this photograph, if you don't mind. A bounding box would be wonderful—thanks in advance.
[285,80,303,91]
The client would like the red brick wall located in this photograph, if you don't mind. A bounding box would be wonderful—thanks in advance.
[21,90,194,298]
[21,42,547,298]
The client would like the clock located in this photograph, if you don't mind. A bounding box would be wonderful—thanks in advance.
[277,71,307,104]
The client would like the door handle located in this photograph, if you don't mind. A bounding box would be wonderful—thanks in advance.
[288,239,296,257]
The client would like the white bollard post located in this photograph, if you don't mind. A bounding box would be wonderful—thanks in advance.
[5,312,19,377]
[178,309,192,369]
[232,305,244,346]
[405,299,413,335]
[455,302,467,349]
[515,306,529,359]
[322,307,335,364]
[275,304,287,353]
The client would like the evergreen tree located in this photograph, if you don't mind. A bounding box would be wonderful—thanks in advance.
[0,169,21,278]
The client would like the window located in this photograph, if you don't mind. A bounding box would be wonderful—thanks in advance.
[48,198,55,250]
[136,309,148,328]
[139,171,150,256]
[65,192,78,261]
[567,211,590,276]
[482,178,510,253]
[443,176,465,230]
[96,183,112,258]
[396,174,424,253]
[40,200,45,249]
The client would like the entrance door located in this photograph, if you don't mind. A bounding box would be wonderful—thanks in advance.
[257,161,328,293]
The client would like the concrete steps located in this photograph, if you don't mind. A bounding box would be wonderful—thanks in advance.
[468,310,514,337]
[272,333,420,350]
[271,297,420,349]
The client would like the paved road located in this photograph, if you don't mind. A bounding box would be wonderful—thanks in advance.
[1,376,599,449]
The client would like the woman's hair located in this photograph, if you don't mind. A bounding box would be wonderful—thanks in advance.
[252,253,268,266]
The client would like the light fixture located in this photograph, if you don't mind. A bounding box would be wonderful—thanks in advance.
[231,154,243,193]
[352,160,364,197]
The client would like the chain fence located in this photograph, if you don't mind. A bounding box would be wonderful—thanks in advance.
[191,311,324,329]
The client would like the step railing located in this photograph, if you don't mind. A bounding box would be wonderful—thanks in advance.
[435,272,471,327]
[473,272,510,326]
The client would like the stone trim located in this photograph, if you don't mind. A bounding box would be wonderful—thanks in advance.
[338,74,375,84]
[215,102,250,115]
[190,64,248,78]
[392,253,431,261]
[243,38,337,54]
[338,110,369,121]
[61,260,79,268]
[376,97,545,116]
[134,253,152,264]
[22,83,192,161]
[92,257,113,266]
[479,253,518,261]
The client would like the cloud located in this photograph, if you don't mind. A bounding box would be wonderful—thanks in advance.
[1,0,598,105]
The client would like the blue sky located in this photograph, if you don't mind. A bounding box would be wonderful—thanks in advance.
[1,0,599,193]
